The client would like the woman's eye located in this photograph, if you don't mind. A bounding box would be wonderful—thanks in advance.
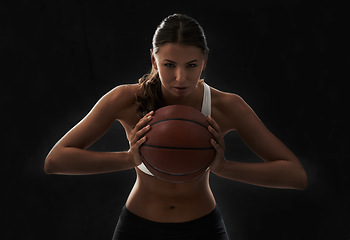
[187,64,197,68]
[164,63,175,68]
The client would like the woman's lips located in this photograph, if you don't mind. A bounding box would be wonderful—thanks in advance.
[173,86,187,93]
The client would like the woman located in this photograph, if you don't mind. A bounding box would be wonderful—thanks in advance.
[44,14,307,240]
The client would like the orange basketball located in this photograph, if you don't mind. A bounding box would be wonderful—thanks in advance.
[139,105,215,183]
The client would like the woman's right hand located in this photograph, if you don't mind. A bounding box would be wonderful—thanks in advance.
[127,111,154,167]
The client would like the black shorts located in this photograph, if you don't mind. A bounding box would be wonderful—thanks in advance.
[112,206,229,240]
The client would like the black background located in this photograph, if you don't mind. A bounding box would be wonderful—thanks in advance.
[2,0,350,239]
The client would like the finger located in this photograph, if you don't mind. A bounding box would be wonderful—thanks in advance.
[207,115,221,133]
[131,125,151,145]
[210,138,219,150]
[136,124,151,139]
[208,125,219,138]
[130,113,152,144]
[134,136,147,148]
[143,110,154,119]
[134,112,153,132]
[208,124,225,146]
[210,137,226,158]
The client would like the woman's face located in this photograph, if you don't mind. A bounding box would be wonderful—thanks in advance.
[151,43,207,102]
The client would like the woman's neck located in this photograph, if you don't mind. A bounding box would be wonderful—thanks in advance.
[161,81,204,111]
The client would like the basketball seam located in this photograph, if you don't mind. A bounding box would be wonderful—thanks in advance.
[150,118,208,129]
[142,144,214,150]
[140,152,212,176]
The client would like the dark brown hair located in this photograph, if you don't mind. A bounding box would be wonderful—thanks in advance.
[136,14,209,117]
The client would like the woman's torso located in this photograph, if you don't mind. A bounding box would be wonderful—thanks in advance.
[116,82,231,223]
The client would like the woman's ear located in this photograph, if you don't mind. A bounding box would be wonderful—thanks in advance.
[150,49,158,70]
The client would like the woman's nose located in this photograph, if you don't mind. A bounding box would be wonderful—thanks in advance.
[175,68,186,82]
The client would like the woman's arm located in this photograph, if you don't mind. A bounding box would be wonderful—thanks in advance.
[44,85,152,175]
[208,94,307,190]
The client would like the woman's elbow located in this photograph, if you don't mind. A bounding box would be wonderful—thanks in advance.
[294,167,308,190]
[44,155,60,174]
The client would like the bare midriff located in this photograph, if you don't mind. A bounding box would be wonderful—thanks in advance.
[125,168,216,223]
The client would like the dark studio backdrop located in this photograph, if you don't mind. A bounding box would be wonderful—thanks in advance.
[2,0,350,239]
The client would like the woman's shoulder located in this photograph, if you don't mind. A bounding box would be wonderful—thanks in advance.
[211,87,246,111]
[210,86,250,133]
[102,83,139,105]
[107,83,139,98]
[96,84,140,120]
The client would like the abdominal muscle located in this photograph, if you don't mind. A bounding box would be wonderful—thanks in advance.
[125,168,216,223]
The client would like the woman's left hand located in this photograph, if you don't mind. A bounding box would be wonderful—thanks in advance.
[207,116,227,174]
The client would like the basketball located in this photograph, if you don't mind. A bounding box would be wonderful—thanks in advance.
[139,105,215,183]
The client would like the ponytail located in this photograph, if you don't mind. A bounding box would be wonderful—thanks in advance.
[136,67,163,117]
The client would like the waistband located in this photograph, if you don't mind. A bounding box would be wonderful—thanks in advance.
[120,206,223,234]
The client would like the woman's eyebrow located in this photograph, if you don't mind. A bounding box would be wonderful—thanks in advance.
[186,60,198,64]
[163,59,176,63]
[162,59,198,64]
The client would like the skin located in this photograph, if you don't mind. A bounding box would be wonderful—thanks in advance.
[45,43,307,223]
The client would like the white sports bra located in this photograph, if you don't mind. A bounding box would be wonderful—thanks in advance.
[137,82,212,176]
